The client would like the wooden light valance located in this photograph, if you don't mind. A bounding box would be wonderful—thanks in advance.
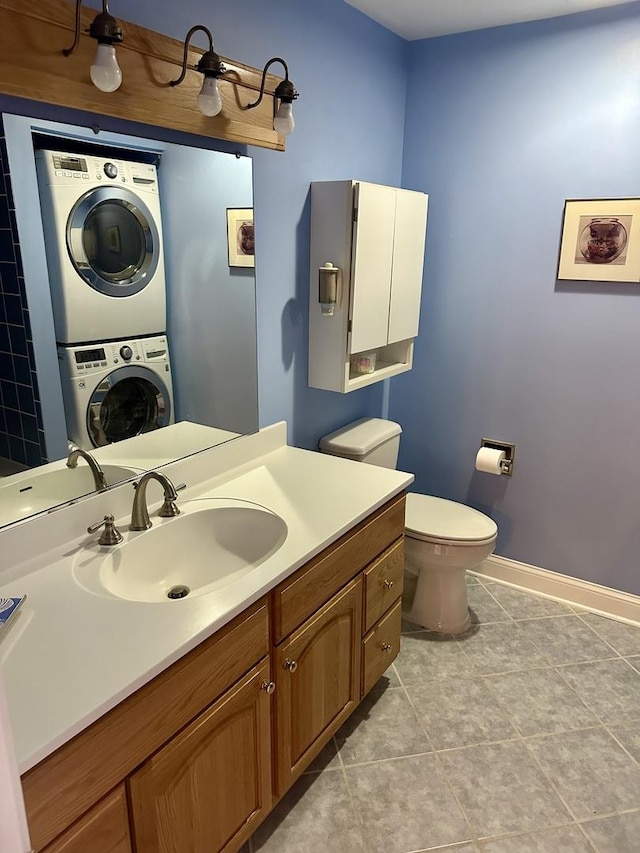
[0,0,287,150]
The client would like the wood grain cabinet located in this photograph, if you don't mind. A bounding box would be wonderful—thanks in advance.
[42,786,131,853]
[129,658,273,853]
[274,577,362,796]
[362,598,403,696]
[309,180,428,393]
[22,494,406,853]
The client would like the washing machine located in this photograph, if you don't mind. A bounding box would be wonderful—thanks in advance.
[36,148,167,344]
[57,335,174,450]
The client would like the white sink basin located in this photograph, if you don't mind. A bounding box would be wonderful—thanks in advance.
[73,498,288,602]
[0,464,138,527]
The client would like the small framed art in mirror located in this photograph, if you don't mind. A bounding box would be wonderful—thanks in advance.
[227,208,255,268]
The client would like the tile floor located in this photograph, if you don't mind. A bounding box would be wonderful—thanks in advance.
[247,574,640,853]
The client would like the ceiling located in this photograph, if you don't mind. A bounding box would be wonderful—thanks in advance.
[343,0,636,40]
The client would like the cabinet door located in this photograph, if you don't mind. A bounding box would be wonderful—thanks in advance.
[388,189,428,344]
[43,786,131,853]
[349,182,396,354]
[274,577,362,796]
[129,658,272,853]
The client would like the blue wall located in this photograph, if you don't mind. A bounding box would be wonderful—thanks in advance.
[394,2,640,595]
[105,0,408,447]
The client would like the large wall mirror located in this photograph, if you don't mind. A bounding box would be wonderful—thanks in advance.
[0,112,258,529]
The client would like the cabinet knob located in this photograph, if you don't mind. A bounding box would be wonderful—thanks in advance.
[381,642,393,653]
[261,680,276,695]
[283,658,298,673]
[383,579,394,590]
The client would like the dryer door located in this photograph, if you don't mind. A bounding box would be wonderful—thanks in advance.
[86,366,171,447]
[67,186,160,297]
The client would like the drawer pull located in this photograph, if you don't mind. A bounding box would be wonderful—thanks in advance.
[283,658,298,673]
[261,680,276,695]
[383,579,394,590]
[381,642,393,653]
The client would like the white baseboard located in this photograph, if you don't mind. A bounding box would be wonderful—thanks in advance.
[472,554,640,627]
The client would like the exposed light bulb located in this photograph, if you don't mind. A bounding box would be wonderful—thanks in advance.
[273,101,295,136]
[90,43,122,93]
[197,77,223,117]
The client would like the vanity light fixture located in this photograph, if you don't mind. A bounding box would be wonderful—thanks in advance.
[63,0,123,94]
[170,26,226,117]
[246,58,299,137]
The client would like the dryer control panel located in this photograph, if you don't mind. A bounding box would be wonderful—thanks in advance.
[58,335,170,378]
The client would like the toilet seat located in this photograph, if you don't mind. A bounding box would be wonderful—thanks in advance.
[405,493,497,547]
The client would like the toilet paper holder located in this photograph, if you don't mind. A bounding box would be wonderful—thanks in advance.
[480,438,516,477]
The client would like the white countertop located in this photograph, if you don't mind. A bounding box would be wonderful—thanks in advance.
[0,421,240,528]
[0,423,412,773]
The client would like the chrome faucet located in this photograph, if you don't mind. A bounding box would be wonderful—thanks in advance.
[66,448,108,491]
[130,471,182,531]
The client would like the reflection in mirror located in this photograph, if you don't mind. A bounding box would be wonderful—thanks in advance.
[0,113,258,529]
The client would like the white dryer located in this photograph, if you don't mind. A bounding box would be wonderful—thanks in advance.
[36,149,167,344]
[57,335,174,450]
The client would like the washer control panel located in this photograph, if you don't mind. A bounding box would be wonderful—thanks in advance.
[58,336,170,378]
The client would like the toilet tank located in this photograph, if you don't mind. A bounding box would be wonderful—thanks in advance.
[319,418,402,469]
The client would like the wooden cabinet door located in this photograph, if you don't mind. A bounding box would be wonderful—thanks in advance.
[274,577,362,796]
[43,786,131,853]
[388,189,428,344]
[349,182,396,354]
[129,658,272,853]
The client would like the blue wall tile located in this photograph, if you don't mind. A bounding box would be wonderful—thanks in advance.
[0,262,18,294]
[21,413,38,445]
[1,380,17,409]
[0,120,46,467]
[7,433,25,465]
[0,430,10,459]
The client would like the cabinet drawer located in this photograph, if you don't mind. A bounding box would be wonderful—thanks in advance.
[363,538,404,633]
[362,598,402,695]
[23,599,269,852]
[273,493,405,642]
[43,786,130,853]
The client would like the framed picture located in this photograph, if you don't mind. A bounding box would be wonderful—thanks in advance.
[226,208,255,267]
[557,198,640,282]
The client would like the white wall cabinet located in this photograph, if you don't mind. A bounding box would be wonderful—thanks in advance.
[309,180,428,393]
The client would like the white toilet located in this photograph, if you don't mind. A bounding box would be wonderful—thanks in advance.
[319,418,498,635]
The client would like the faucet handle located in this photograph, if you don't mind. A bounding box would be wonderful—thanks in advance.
[87,514,123,546]
[158,483,186,518]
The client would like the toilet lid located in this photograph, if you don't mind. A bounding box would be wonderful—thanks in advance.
[405,494,498,543]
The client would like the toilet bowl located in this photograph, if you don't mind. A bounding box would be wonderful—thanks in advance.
[404,494,497,633]
[319,418,498,635]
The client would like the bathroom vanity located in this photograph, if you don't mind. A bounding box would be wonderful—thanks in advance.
[0,424,411,852]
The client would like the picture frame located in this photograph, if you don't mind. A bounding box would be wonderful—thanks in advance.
[557,198,640,283]
[226,207,255,267]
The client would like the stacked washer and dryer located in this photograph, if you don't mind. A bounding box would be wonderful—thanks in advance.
[36,149,174,450]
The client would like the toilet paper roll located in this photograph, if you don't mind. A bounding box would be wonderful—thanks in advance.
[475,447,506,475]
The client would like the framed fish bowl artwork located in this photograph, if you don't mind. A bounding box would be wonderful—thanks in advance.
[557,198,640,283]
[227,208,255,267]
